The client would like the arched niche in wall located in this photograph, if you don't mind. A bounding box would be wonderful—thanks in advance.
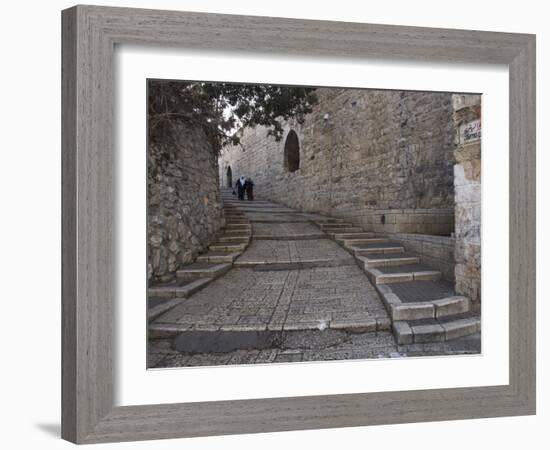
[284,130,300,173]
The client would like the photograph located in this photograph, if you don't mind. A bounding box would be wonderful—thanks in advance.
[1,0,543,447]
[146,80,482,368]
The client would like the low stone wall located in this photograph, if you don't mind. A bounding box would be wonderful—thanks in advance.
[219,88,455,236]
[148,123,224,283]
[389,233,456,281]
[343,208,454,236]
[452,94,481,306]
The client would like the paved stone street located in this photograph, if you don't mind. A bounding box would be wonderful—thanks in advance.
[149,193,398,367]
[148,329,482,368]
[148,330,399,367]
[152,264,388,333]
[148,192,480,368]
[234,239,354,266]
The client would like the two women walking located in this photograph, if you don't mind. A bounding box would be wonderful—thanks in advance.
[234,175,254,201]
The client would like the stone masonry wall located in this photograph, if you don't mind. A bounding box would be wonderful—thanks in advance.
[219,88,455,235]
[452,94,481,306]
[390,233,455,281]
[148,123,224,283]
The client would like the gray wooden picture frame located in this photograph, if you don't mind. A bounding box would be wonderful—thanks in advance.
[61,4,536,444]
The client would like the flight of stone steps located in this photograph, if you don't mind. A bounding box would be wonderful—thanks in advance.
[313,218,481,345]
[147,191,252,321]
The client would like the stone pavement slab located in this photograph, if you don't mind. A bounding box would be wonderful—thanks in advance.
[151,265,390,335]
[245,212,313,223]
[234,239,352,265]
[388,279,456,303]
[252,222,324,238]
[147,328,479,368]
[148,329,399,368]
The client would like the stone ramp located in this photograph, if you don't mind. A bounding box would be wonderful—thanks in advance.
[251,222,325,240]
[150,265,390,336]
[233,239,355,268]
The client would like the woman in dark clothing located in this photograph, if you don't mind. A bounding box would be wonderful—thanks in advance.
[246,178,254,200]
[235,176,246,200]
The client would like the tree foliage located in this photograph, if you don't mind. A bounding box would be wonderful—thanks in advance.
[148,80,318,154]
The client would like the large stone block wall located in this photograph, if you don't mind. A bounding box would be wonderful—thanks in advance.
[219,88,455,235]
[148,123,224,283]
[390,233,456,281]
[452,94,481,306]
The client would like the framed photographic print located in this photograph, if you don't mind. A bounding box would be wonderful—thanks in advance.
[62,4,536,444]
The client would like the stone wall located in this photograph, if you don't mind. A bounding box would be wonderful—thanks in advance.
[452,94,481,306]
[219,88,455,235]
[148,123,224,283]
[390,233,456,281]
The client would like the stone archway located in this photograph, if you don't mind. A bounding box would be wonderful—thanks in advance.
[226,166,233,188]
[284,130,300,173]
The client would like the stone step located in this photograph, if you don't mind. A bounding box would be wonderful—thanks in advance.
[209,243,248,252]
[224,215,247,220]
[147,297,185,323]
[324,227,364,235]
[315,218,346,224]
[349,243,405,256]
[149,319,391,342]
[356,254,421,268]
[364,264,442,284]
[226,224,250,229]
[176,262,232,279]
[343,238,389,246]
[226,223,251,229]
[223,229,251,237]
[375,284,470,321]
[148,277,212,298]
[319,222,354,229]
[234,255,356,270]
[392,312,481,344]
[225,218,250,224]
[196,251,241,263]
[224,207,280,211]
[218,235,251,244]
[333,232,378,243]
[254,234,326,241]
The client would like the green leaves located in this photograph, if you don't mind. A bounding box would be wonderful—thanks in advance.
[148,80,317,155]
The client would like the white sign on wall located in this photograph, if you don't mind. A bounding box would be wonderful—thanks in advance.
[460,119,482,143]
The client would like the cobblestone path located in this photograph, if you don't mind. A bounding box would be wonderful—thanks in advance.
[148,191,480,368]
